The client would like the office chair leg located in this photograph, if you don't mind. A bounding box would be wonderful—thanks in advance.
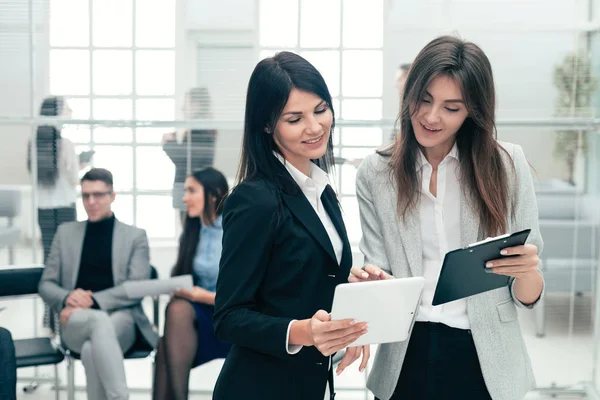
[536,296,546,338]
[67,357,76,400]
[54,364,60,400]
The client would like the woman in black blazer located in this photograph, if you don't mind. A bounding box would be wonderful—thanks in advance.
[213,52,368,400]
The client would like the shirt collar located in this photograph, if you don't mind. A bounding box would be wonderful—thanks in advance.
[273,152,330,193]
[201,214,223,231]
[416,142,459,171]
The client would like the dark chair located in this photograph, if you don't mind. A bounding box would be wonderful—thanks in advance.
[65,265,161,400]
[0,266,65,400]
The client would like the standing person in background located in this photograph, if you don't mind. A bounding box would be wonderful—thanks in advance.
[27,96,84,333]
[163,88,218,225]
[390,63,412,143]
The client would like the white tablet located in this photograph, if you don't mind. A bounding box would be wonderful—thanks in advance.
[330,277,425,347]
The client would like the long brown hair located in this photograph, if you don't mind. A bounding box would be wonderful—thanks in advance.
[171,167,229,277]
[382,35,511,237]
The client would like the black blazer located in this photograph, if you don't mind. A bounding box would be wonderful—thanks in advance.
[213,171,352,400]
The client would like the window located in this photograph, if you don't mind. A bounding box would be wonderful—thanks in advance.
[259,0,384,244]
[49,0,176,236]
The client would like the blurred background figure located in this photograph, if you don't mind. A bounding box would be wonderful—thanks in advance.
[394,63,411,98]
[163,88,218,224]
[27,96,85,333]
[390,63,411,142]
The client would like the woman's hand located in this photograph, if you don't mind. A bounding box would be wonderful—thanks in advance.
[306,310,368,357]
[335,345,370,375]
[349,264,393,283]
[174,286,215,304]
[486,244,540,279]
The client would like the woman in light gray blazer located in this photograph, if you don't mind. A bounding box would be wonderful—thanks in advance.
[346,36,544,400]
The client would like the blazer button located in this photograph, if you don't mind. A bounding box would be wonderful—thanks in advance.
[327,274,336,278]
[316,362,323,366]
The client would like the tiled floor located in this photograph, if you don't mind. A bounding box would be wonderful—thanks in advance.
[2,245,598,399]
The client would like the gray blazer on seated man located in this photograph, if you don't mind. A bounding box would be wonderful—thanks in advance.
[39,168,159,400]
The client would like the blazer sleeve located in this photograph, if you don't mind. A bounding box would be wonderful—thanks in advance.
[356,156,393,276]
[38,225,71,313]
[213,182,295,360]
[507,144,545,309]
[162,139,185,164]
[93,228,151,311]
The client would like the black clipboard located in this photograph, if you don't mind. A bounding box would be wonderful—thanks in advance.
[432,229,531,306]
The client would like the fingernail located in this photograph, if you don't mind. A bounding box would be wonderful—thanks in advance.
[486,262,493,268]
[336,369,341,375]
[359,367,365,372]
[484,268,493,274]
[500,250,508,256]
[349,319,356,325]
[361,272,368,278]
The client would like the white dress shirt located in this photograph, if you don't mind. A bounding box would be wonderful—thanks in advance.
[37,138,79,209]
[414,143,470,330]
[274,154,342,399]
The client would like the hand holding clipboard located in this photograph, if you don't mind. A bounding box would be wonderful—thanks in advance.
[432,229,539,305]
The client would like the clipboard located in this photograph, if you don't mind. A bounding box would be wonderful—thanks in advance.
[330,277,425,346]
[78,150,95,163]
[432,229,531,306]
[122,274,193,299]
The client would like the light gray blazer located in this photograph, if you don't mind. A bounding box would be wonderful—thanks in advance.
[356,141,544,400]
[38,219,159,348]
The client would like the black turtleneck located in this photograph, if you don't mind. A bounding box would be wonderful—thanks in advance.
[75,214,115,292]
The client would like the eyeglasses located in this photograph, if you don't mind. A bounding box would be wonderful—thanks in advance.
[82,191,112,200]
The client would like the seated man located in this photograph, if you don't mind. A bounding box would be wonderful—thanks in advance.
[0,327,16,400]
[39,168,158,400]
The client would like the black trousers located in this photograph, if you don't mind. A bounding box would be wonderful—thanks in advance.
[38,206,76,262]
[0,327,16,400]
[377,322,492,400]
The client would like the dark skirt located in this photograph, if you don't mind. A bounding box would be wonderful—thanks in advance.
[191,302,231,367]
[379,322,492,400]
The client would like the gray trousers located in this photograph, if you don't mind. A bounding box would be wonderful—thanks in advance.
[62,309,136,400]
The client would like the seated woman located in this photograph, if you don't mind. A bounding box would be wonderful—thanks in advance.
[153,167,231,400]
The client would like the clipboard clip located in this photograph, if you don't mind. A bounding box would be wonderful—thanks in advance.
[465,233,511,248]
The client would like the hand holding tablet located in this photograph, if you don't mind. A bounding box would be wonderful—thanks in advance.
[331,276,425,346]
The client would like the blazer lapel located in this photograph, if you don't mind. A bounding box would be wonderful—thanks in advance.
[321,185,351,268]
[70,222,86,289]
[111,221,124,284]
[281,191,338,264]
[397,204,422,277]
[460,190,481,247]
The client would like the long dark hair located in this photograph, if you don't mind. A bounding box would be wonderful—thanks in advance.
[171,167,229,277]
[382,35,511,236]
[27,96,65,187]
[236,51,336,195]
